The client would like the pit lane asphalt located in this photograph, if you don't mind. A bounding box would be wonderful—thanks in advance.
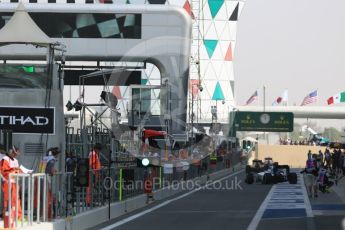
[90,171,272,230]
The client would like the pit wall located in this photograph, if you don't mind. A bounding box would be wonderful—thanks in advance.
[23,163,243,230]
[249,144,327,168]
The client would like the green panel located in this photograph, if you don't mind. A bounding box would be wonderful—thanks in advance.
[204,39,218,58]
[231,112,294,133]
[208,0,224,18]
[340,91,345,101]
[119,168,123,201]
[212,82,225,100]
[21,66,35,73]
[141,78,148,85]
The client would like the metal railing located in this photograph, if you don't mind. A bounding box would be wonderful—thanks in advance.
[5,173,48,228]
[0,151,241,228]
[49,151,241,216]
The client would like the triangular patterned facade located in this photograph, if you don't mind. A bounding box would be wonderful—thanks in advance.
[195,0,245,122]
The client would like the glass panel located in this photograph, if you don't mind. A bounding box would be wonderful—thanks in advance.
[131,87,161,116]
[0,64,48,89]
[151,88,161,116]
[141,88,151,114]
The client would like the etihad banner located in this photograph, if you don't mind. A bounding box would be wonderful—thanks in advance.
[0,107,55,134]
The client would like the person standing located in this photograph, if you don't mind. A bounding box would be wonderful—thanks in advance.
[86,143,102,205]
[318,150,324,168]
[45,148,60,219]
[0,144,7,181]
[341,152,345,176]
[0,144,6,160]
[1,146,23,228]
[65,152,77,173]
[144,168,154,204]
[302,151,319,198]
[324,149,331,168]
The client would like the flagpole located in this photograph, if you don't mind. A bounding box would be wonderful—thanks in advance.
[257,89,259,106]
[263,85,266,112]
[263,85,268,144]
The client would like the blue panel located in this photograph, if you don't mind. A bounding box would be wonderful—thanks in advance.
[212,82,225,100]
[262,209,306,219]
[312,204,345,210]
[204,39,218,58]
[208,0,224,18]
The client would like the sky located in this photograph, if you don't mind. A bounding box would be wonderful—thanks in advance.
[234,0,345,130]
[235,0,345,107]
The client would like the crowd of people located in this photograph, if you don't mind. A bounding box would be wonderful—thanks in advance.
[279,138,324,146]
[301,148,345,198]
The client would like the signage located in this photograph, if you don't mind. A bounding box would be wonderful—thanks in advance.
[0,107,55,134]
[233,111,294,132]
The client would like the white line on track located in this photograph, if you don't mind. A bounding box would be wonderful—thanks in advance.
[101,169,244,230]
[247,173,314,230]
[300,173,313,217]
[246,185,275,230]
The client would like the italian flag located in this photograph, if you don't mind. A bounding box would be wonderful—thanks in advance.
[327,92,345,105]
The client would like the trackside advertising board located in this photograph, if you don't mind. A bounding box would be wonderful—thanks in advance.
[231,111,294,133]
[0,107,55,134]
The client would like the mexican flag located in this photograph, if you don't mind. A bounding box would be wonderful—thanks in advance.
[327,92,345,105]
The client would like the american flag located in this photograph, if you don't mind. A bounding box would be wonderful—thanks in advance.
[245,90,258,105]
[301,90,317,106]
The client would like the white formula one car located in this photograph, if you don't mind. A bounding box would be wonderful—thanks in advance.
[245,158,297,184]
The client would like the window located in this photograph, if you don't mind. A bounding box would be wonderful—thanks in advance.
[0,12,141,39]
[0,64,48,89]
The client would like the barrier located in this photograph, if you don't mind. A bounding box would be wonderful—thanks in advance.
[0,150,242,229]
[55,152,241,216]
[3,172,73,228]
[5,173,48,228]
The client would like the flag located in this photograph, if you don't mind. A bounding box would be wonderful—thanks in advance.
[78,88,85,100]
[245,90,258,105]
[189,79,200,99]
[300,90,317,106]
[272,90,288,106]
[112,86,123,99]
[327,91,345,105]
[183,0,195,19]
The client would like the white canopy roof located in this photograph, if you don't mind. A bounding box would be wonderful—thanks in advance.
[0,3,53,46]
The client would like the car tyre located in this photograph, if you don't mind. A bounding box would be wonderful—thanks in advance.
[245,165,251,174]
[245,172,254,184]
[262,173,272,184]
[288,173,297,184]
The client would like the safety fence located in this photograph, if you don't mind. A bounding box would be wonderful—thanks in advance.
[1,173,48,229]
[52,151,241,217]
[0,151,241,228]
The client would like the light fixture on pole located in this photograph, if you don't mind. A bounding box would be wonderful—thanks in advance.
[100,91,118,109]
[65,100,73,111]
[142,158,150,167]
